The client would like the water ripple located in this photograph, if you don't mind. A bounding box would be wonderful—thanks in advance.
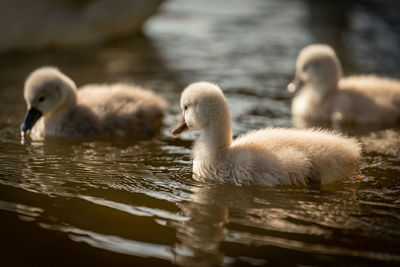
[80,195,189,222]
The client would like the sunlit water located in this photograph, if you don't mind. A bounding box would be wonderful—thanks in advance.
[1,0,400,266]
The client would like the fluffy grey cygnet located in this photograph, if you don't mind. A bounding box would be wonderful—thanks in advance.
[21,67,167,138]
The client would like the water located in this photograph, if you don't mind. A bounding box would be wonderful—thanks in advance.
[1,0,400,266]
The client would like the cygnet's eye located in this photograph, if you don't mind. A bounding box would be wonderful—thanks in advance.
[184,105,188,111]
[38,96,45,102]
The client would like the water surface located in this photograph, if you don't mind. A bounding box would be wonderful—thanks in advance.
[1,0,400,266]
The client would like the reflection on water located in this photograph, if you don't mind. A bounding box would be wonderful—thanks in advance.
[174,185,228,266]
[1,0,400,266]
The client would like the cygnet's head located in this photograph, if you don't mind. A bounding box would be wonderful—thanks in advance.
[172,82,229,138]
[21,67,77,132]
[287,44,343,95]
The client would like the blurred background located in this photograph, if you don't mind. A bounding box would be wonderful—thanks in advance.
[1,0,400,134]
[1,0,400,266]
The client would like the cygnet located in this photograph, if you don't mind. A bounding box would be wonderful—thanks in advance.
[288,44,400,125]
[21,67,167,138]
[172,82,361,186]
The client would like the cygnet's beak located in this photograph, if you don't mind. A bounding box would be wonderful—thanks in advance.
[287,78,303,96]
[172,115,188,138]
[20,107,42,132]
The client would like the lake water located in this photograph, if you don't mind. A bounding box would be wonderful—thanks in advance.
[1,0,400,266]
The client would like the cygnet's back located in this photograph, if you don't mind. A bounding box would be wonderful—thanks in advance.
[77,84,167,136]
[21,67,167,138]
[230,128,361,186]
[333,76,400,124]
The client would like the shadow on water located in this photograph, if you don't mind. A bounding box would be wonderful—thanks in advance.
[303,0,400,76]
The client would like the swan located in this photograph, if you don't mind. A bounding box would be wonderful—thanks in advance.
[21,67,167,138]
[172,82,361,186]
[288,44,400,125]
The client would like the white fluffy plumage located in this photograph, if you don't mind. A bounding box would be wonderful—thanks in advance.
[289,44,400,125]
[172,82,361,186]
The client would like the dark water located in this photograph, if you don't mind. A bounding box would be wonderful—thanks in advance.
[1,0,400,266]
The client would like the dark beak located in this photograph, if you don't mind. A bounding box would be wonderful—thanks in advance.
[172,115,188,138]
[20,107,42,132]
[287,78,303,96]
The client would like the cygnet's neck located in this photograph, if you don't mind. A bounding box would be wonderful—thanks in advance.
[196,111,232,158]
[292,84,332,119]
[305,81,338,100]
